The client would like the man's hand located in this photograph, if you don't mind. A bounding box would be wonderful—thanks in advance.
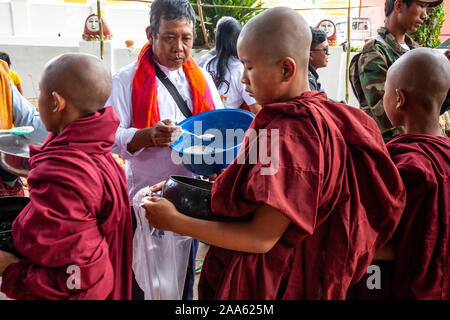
[144,119,182,147]
[0,250,19,276]
[127,119,182,152]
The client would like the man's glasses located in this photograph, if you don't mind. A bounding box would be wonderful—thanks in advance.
[311,47,329,55]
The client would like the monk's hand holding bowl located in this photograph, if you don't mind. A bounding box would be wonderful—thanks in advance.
[143,197,180,231]
[145,119,182,148]
[0,250,19,276]
[148,180,166,195]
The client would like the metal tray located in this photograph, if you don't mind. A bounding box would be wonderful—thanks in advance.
[0,134,43,177]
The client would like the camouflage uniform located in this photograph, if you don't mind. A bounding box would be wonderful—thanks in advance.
[351,27,420,141]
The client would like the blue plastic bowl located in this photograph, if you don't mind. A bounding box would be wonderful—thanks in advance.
[171,109,255,176]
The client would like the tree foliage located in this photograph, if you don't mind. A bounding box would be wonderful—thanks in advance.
[410,3,445,48]
[189,0,264,47]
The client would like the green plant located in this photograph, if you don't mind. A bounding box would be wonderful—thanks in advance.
[410,3,445,48]
[189,0,264,47]
[342,43,362,52]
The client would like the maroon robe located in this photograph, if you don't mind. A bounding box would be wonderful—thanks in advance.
[0,107,133,300]
[386,134,450,299]
[198,91,406,300]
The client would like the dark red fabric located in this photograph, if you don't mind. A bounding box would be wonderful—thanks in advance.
[0,107,133,300]
[240,102,249,112]
[198,91,406,300]
[345,260,395,300]
[386,134,450,299]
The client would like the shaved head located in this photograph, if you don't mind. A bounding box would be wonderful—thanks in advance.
[387,47,450,110]
[238,7,311,71]
[41,53,112,114]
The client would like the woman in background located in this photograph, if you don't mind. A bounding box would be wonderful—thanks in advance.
[205,17,261,114]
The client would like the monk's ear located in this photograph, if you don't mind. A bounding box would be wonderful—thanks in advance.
[51,91,66,113]
[395,89,406,110]
[280,57,296,82]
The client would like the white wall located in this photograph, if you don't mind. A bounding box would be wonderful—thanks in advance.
[1,39,360,108]
[105,6,150,48]
[0,0,360,106]
[0,40,142,98]
[317,47,359,107]
[28,2,92,38]
[0,2,14,36]
[0,42,80,97]
[0,0,150,45]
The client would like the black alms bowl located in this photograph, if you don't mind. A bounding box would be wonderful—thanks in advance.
[0,196,30,258]
[162,175,212,220]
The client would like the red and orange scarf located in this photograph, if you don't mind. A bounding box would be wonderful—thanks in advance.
[132,43,216,128]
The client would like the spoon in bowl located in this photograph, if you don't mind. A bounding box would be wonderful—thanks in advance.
[0,126,35,135]
[177,127,215,141]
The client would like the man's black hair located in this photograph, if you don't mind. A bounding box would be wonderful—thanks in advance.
[385,0,413,17]
[150,0,196,38]
[310,27,327,50]
[0,52,11,67]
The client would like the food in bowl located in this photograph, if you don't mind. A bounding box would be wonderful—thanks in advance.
[183,145,223,154]
[170,109,255,176]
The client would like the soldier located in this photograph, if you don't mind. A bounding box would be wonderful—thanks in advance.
[349,0,444,142]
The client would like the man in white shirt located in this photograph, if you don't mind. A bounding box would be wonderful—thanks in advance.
[105,0,223,300]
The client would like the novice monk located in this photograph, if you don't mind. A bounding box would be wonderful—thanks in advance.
[382,48,449,299]
[143,7,406,299]
[0,53,133,299]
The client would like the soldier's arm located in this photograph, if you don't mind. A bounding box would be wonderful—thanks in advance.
[357,49,394,135]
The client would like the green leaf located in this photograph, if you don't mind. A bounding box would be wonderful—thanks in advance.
[191,0,264,48]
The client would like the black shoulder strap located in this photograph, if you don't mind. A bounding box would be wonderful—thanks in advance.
[154,63,193,119]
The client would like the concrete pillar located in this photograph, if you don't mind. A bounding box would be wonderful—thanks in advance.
[10,0,30,36]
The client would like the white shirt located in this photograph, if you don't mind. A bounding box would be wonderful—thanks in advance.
[197,50,216,68]
[11,82,48,142]
[106,60,223,200]
[399,43,410,51]
[205,56,256,109]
